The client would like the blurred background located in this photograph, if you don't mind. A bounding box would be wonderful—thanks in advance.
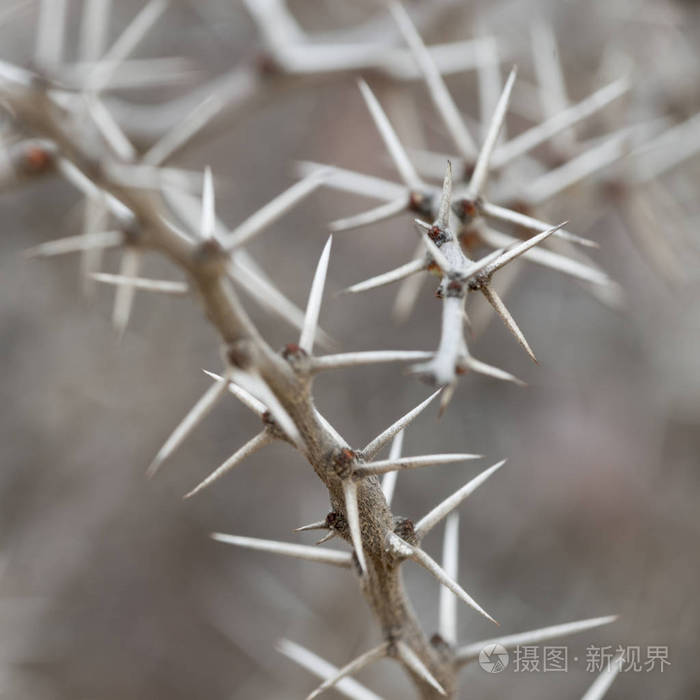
[1,0,699,698]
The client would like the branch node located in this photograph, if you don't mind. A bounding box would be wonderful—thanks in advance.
[327,447,357,480]
[225,340,256,371]
[392,517,417,547]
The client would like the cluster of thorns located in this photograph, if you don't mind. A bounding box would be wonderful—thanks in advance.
[4,1,695,697]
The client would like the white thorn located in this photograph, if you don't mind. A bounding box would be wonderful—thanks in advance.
[389,2,476,160]
[55,158,100,198]
[67,57,195,91]
[477,226,612,287]
[531,20,573,151]
[80,197,108,296]
[230,368,302,448]
[357,80,423,191]
[525,133,630,205]
[469,66,517,197]
[146,370,231,479]
[456,614,619,665]
[460,354,525,386]
[310,350,432,372]
[437,161,452,230]
[330,197,408,233]
[381,431,404,506]
[492,78,629,168]
[481,285,536,362]
[297,161,406,203]
[265,34,497,80]
[23,230,122,258]
[393,242,427,323]
[439,513,459,645]
[342,258,427,295]
[142,90,230,166]
[581,653,625,700]
[87,0,169,93]
[212,534,352,568]
[222,170,329,250]
[85,95,137,162]
[415,460,506,539]
[54,156,100,203]
[307,642,389,700]
[294,520,328,533]
[271,41,397,75]
[230,254,335,349]
[35,0,66,67]
[407,543,497,625]
[388,35,505,80]
[386,531,414,559]
[461,247,506,279]
[476,36,503,142]
[54,159,133,221]
[80,0,113,62]
[161,187,333,346]
[184,430,273,499]
[395,641,446,695]
[362,389,441,459]
[481,201,596,247]
[438,382,456,416]
[299,236,332,354]
[277,640,384,700]
[92,273,188,295]
[388,429,405,462]
[354,453,480,478]
[342,479,366,576]
[112,247,142,337]
[0,58,35,87]
[315,408,350,448]
[241,0,305,46]
[315,531,336,546]
[633,113,700,181]
[202,369,267,417]
[486,222,567,275]
[201,166,215,240]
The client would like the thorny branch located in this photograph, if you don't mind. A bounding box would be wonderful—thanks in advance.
[3,39,461,700]
[5,1,687,697]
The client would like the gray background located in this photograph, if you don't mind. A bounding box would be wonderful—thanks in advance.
[1,1,699,698]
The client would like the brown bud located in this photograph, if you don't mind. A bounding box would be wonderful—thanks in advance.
[325,511,347,534]
[327,447,356,479]
[256,51,282,76]
[452,197,480,222]
[408,190,434,218]
[446,280,464,298]
[194,237,224,261]
[22,145,53,174]
[226,340,254,370]
[281,343,308,361]
[393,517,417,546]
[430,634,453,657]
[428,225,449,246]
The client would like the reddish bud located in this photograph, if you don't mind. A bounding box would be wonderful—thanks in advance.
[23,145,52,173]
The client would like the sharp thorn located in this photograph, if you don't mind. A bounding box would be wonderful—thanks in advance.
[362,389,441,459]
[211,533,352,568]
[183,430,273,499]
[415,459,506,538]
